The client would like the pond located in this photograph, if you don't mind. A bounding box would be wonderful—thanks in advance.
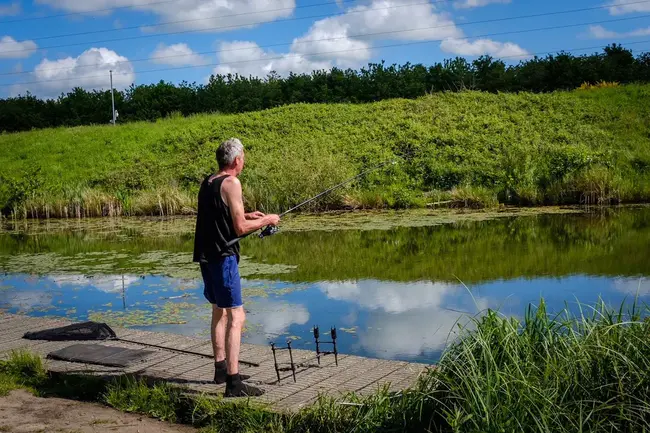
[1,206,649,365]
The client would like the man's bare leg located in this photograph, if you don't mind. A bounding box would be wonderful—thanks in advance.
[224,306,263,397]
[211,305,227,363]
[225,306,245,375]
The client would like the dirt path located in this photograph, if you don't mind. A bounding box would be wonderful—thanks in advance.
[0,390,196,433]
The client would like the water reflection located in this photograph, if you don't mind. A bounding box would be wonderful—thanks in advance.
[612,277,649,296]
[1,271,649,363]
[0,207,649,363]
[316,280,487,358]
[245,299,310,345]
[50,274,140,294]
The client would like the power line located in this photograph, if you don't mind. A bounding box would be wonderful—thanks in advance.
[0,0,348,25]
[16,0,366,42]
[1,0,439,53]
[3,0,649,56]
[15,0,648,44]
[2,16,649,89]
[0,0,181,24]
[2,3,649,78]
[499,39,650,59]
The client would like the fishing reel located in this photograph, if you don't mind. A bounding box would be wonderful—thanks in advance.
[259,225,279,239]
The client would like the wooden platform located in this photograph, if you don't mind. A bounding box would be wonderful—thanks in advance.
[0,313,430,412]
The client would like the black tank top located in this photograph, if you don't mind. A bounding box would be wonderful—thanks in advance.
[193,174,240,263]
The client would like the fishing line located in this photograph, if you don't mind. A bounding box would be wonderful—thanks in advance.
[225,159,397,247]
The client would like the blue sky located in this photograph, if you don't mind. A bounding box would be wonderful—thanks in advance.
[0,0,649,98]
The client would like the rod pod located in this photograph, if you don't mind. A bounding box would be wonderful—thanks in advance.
[270,341,297,383]
[313,325,338,366]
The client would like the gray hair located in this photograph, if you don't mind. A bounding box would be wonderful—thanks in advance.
[216,138,244,169]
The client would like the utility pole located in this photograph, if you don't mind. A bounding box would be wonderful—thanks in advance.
[110,70,116,125]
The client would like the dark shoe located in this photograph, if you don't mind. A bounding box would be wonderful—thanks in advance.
[224,373,264,397]
[214,361,250,384]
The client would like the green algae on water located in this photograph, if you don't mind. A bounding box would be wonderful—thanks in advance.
[87,301,206,328]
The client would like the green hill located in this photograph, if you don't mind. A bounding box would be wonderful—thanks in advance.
[1,84,649,218]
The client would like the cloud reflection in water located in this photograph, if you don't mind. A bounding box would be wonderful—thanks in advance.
[317,279,490,359]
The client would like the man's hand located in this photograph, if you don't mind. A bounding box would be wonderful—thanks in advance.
[245,211,265,220]
[265,214,280,226]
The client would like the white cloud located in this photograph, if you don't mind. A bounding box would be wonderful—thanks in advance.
[0,1,20,16]
[11,47,135,99]
[35,0,296,32]
[244,299,310,345]
[0,291,52,312]
[440,38,529,58]
[587,25,650,39]
[290,19,372,66]
[291,0,461,64]
[50,274,139,293]
[454,0,511,9]
[212,0,467,78]
[205,0,525,78]
[150,43,206,66]
[317,279,490,358]
[612,277,649,296]
[213,41,331,79]
[608,0,650,15]
[318,280,456,314]
[360,309,472,357]
[332,0,462,41]
[0,36,37,59]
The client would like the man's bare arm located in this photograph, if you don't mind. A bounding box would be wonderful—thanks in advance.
[222,177,279,236]
[244,211,265,220]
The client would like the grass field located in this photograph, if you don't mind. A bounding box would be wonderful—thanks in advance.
[2,298,649,432]
[1,84,649,218]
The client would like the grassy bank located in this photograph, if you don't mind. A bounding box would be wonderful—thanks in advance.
[2,298,649,432]
[1,84,650,218]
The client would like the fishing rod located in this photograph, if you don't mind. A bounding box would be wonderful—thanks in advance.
[225,159,396,247]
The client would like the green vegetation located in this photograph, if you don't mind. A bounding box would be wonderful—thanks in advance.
[1,83,649,218]
[2,297,649,432]
[1,44,648,132]
[1,207,649,284]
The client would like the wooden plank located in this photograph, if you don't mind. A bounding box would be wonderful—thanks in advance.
[116,329,176,346]
[379,363,428,392]
[260,355,367,409]
[0,314,431,413]
[0,313,27,326]
[341,360,408,395]
[143,352,199,376]
[271,357,410,411]
[248,349,345,386]
[164,357,214,380]
[0,319,75,352]
[0,316,63,339]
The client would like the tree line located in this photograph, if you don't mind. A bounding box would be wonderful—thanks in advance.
[1,44,649,133]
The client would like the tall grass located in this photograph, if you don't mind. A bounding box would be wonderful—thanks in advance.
[1,85,650,218]
[1,298,649,432]
[431,298,650,433]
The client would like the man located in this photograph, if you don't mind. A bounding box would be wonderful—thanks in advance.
[193,138,280,397]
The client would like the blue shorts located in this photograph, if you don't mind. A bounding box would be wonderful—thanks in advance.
[200,255,243,308]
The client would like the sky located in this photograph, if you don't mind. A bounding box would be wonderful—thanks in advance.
[0,0,649,99]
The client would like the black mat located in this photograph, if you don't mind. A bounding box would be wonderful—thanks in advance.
[47,344,154,367]
[24,321,116,341]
